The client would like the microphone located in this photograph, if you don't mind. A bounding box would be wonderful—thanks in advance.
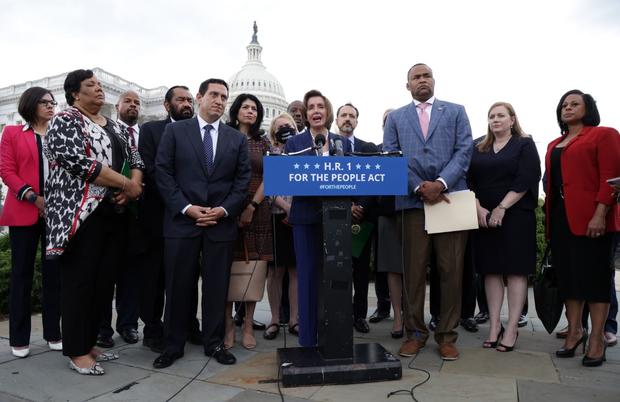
[314,133,326,148]
[333,137,344,156]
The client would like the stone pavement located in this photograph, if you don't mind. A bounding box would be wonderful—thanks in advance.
[0,285,618,402]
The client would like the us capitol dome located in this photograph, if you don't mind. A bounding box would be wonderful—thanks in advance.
[226,22,288,131]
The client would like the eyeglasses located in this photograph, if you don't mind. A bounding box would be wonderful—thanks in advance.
[39,100,58,107]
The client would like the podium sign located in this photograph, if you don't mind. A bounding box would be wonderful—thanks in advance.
[263,156,407,196]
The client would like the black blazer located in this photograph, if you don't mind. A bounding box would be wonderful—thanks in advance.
[350,136,380,221]
[138,117,171,235]
[155,117,251,240]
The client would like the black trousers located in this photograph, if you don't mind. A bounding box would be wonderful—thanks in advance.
[429,237,477,319]
[353,236,373,320]
[374,271,391,315]
[163,235,233,355]
[100,216,143,337]
[60,204,126,357]
[8,220,61,346]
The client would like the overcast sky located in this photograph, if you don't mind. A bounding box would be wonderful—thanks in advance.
[1,0,619,152]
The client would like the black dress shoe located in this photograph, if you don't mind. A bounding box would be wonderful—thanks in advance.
[207,346,236,365]
[428,316,439,331]
[153,352,182,369]
[391,328,404,339]
[187,331,203,345]
[368,309,390,323]
[96,334,114,348]
[474,311,489,324]
[353,318,370,333]
[143,337,165,354]
[460,318,479,333]
[119,328,139,344]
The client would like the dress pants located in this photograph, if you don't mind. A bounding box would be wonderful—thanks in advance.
[163,234,233,355]
[353,235,372,320]
[293,224,321,347]
[399,209,467,344]
[374,271,391,315]
[8,220,61,346]
[60,204,126,357]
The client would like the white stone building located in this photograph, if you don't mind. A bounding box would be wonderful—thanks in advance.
[226,22,288,131]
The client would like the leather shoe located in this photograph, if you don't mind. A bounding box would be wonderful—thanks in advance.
[368,309,390,323]
[399,339,425,357]
[119,328,139,344]
[391,328,404,339]
[353,318,370,333]
[474,311,489,324]
[96,334,114,348]
[187,331,203,345]
[207,346,237,365]
[143,337,165,354]
[460,318,479,333]
[438,342,459,361]
[153,352,182,369]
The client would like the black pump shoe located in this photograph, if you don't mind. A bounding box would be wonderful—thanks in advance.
[556,333,588,358]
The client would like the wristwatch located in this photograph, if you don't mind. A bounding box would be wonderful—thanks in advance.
[26,192,38,204]
[250,200,260,209]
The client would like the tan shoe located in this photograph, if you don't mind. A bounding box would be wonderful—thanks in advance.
[398,339,425,357]
[438,342,459,361]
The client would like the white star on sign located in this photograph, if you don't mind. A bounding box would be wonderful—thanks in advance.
[304,163,310,169]
[293,163,299,169]
[375,164,381,169]
[314,163,320,169]
[356,163,362,169]
[365,163,371,169]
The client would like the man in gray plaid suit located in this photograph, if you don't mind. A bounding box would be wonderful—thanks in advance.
[382,63,473,361]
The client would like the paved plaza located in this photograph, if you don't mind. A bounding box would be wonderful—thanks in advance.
[0,285,618,402]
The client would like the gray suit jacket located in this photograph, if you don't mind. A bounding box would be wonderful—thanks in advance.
[382,99,473,210]
[155,117,251,240]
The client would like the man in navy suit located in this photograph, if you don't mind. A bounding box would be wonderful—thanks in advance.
[383,63,473,361]
[153,79,250,368]
[137,86,202,353]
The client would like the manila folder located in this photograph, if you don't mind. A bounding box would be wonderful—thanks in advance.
[423,190,478,234]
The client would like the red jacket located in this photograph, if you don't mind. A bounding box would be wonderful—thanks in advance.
[0,125,41,226]
[545,126,620,237]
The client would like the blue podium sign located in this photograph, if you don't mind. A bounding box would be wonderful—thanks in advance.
[263,156,408,196]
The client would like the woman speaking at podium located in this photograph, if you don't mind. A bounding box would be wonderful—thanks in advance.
[283,90,351,346]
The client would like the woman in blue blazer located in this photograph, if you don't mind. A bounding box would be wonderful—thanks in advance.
[284,89,350,346]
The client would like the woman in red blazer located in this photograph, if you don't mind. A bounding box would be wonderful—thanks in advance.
[545,89,620,367]
[0,87,62,357]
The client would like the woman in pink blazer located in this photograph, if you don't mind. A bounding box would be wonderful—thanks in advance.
[0,87,62,357]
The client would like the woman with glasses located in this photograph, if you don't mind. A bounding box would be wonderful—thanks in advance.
[0,87,62,357]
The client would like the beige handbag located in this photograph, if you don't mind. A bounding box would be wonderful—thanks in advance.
[227,238,267,302]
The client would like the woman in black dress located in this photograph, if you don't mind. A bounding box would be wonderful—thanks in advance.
[468,102,540,352]
[545,90,620,367]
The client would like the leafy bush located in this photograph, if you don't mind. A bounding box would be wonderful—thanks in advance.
[0,233,43,316]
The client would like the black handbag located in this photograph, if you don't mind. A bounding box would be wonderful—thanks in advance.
[533,245,563,334]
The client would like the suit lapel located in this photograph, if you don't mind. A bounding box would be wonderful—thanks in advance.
[404,103,425,142]
[25,128,39,167]
[426,100,446,141]
[186,117,209,177]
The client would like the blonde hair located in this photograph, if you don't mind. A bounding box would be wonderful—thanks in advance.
[268,112,298,145]
[477,102,527,152]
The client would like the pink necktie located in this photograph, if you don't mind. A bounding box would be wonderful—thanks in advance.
[417,102,430,139]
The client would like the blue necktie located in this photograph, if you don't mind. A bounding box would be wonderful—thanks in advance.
[203,124,214,173]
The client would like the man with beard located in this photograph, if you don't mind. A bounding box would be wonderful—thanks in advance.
[96,91,144,348]
[287,100,307,132]
[138,86,202,352]
[336,103,379,333]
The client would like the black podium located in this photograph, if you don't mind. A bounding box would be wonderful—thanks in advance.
[264,155,406,387]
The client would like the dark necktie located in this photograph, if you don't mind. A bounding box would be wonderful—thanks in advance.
[203,124,214,173]
[127,126,136,147]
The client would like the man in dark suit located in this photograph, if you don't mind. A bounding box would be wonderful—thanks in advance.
[138,85,202,353]
[383,63,473,361]
[153,79,250,368]
[336,103,379,333]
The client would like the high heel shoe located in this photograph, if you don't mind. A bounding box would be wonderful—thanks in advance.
[583,343,607,367]
[497,332,519,352]
[482,326,504,349]
[556,333,587,358]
